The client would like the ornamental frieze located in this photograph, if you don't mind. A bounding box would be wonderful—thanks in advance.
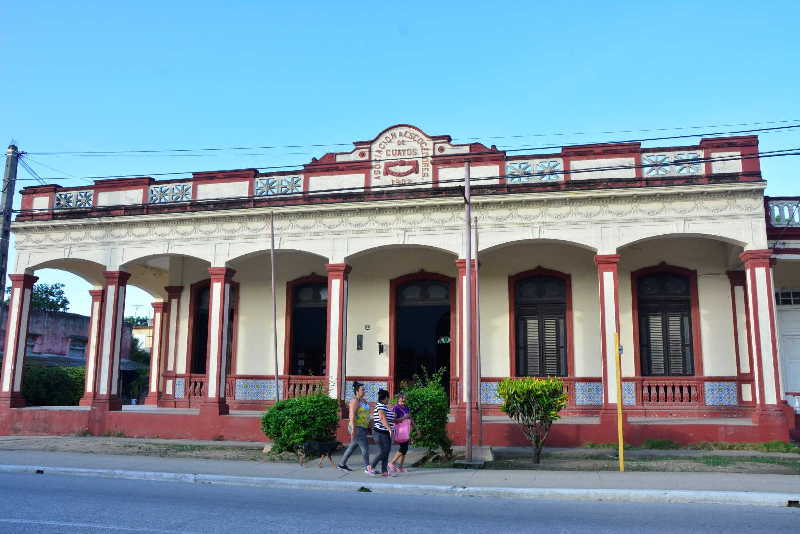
[13,187,764,249]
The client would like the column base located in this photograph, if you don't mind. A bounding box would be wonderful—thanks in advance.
[143,393,160,406]
[198,398,229,416]
[751,406,790,441]
[85,395,122,412]
[0,392,26,409]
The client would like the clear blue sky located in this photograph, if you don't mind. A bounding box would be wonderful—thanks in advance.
[2,1,799,315]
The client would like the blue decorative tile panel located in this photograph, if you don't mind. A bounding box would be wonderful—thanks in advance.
[235,379,283,401]
[345,380,388,403]
[704,382,738,406]
[574,382,603,405]
[54,190,93,210]
[480,381,503,405]
[173,378,185,399]
[642,152,701,177]
[622,381,636,405]
[506,159,562,184]
[254,176,302,197]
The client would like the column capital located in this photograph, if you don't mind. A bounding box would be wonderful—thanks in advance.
[151,301,168,313]
[88,288,105,301]
[740,249,774,268]
[208,267,236,281]
[726,270,747,286]
[164,285,184,299]
[325,263,351,278]
[8,274,38,289]
[103,270,131,285]
[594,254,620,268]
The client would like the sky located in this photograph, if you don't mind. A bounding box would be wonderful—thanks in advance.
[2,1,799,316]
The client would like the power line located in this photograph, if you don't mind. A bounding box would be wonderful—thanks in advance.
[24,118,800,156]
[14,149,800,215]
[16,123,800,184]
[14,146,800,184]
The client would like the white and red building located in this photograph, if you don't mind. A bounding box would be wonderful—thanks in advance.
[0,124,797,444]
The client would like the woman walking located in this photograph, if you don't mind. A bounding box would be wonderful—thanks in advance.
[337,382,371,472]
[366,389,394,477]
[388,392,412,473]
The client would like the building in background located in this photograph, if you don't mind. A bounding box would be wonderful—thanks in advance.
[0,124,796,443]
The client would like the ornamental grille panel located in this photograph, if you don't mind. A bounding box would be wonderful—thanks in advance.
[254,176,302,196]
[638,272,694,376]
[776,289,800,305]
[149,183,192,203]
[641,152,702,177]
[506,160,562,184]
[54,190,93,209]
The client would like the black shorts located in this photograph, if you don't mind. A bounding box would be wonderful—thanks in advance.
[397,441,409,454]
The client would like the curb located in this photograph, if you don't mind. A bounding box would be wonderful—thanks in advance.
[1,464,797,507]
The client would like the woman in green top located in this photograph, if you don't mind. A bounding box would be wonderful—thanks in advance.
[337,381,371,471]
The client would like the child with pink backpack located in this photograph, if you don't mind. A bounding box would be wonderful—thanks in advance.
[388,392,413,473]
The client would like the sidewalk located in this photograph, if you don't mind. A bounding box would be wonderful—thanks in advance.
[0,446,798,507]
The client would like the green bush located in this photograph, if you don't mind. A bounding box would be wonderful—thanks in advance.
[260,393,339,454]
[405,368,452,458]
[497,377,568,463]
[21,364,85,406]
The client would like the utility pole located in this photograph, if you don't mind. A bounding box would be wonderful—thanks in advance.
[463,161,473,463]
[0,145,20,301]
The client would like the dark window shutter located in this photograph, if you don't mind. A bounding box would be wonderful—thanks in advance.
[638,273,694,376]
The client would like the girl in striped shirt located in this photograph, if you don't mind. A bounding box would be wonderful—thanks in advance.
[366,389,395,477]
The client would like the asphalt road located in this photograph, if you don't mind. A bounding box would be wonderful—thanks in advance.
[0,472,797,533]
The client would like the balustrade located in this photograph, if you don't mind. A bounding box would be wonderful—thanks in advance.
[639,379,702,406]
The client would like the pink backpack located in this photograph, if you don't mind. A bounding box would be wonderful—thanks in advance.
[394,418,411,443]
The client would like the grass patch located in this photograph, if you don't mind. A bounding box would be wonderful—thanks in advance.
[687,441,800,454]
[641,439,681,450]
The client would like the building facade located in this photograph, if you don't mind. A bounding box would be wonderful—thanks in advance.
[0,124,795,444]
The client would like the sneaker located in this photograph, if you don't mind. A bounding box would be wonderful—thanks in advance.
[399,467,408,473]
[365,466,376,476]
[337,464,352,472]
[388,463,398,472]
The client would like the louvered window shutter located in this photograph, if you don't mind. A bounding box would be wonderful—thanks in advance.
[639,299,694,376]
[517,306,566,377]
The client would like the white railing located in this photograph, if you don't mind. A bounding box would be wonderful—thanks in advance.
[768,199,800,227]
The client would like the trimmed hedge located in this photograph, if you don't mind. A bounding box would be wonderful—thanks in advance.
[21,364,85,406]
[261,393,339,454]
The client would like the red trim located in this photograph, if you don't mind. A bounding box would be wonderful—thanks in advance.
[99,271,130,410]
[727,271,751,378]
[283,273,327,377]
[79,288,106,406]
[144,301,168,405]
[389,270,456,398]
[201,267,236,414]
[630,263,704,377]
[595,255,620,406]
[763,259,783,402]
[164,286,184,374]
[507,267,574,378]
[325,264,350,399]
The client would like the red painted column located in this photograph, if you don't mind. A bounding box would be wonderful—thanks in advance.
[79,289,106,406]
[740,250,787,432]
[0,274,38,408]
[325,264,351,400]
[202,267,235,416]
[595,255,621,414]
[455,259,478,406]
[144,301,169,405]
[727,271,755,404]
[95,271,130,411]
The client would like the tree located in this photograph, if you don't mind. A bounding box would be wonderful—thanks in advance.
[496,377,568,464]
[124,316,150,327]
[5,283,70,312]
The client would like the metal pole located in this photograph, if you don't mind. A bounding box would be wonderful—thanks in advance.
[270,212,280,402]
[464,161,473,462]
[0,145,20,301]
[474,215,483,447]
[614,332,625,472]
